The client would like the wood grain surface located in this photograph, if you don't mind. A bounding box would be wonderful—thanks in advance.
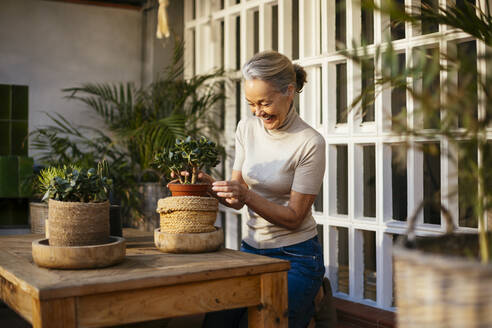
[0,229,290,328]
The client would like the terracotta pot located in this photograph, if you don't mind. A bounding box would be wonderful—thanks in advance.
[168,183,210,197]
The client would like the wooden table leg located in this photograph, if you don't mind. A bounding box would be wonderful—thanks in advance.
[248,272,288,327]
[32,298,77,328]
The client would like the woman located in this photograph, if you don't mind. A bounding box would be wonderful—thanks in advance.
[200,51,326,328]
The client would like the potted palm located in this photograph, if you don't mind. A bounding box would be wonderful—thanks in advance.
[152,136,223,253]
[346,0,492,326]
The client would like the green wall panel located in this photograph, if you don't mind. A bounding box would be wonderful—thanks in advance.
[0,156,19,197]
[11,86,28,121]
[11,121,28,156]
[0,198,29,226]
[0,121,10,156]
[0,85,11,120]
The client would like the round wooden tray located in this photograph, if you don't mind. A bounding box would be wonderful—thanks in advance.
[154,227,223,253]
[32,236,126,269]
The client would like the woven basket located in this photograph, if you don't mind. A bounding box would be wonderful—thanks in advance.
[156,196,218,233]
[48,199,110,246]
[394,202,492,328]
[29,202,49,234]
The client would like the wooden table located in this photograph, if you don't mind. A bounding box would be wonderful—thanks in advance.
[0,229,290,328]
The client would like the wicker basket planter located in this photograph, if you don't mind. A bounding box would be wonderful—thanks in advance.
[29,202,49,234]
[48,199,110,246]
[155,196,222,253]
[394,232,492,328]
[157,196,218,233]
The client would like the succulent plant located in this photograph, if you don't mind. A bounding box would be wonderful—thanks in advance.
[40,161,112,203]
[152,136,220,184]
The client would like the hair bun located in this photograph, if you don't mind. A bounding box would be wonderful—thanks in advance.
[293,64,307,93]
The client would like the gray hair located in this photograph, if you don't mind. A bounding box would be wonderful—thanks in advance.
[242,51,307,94]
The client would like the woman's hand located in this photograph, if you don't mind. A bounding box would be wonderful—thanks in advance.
[212,180,250,205]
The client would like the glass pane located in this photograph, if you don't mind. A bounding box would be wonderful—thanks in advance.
[423,143,441,224]
[236,80,241,126]
[292,0,300,59]
[458,141,478,228]
[361,0,374,45]
[11,86,28,121]
[336,63,347,124]
[362,58,375,122]
[220,81,225,130]
[319,0,323,53]
[392,53,406,130]
[363,230,377,301]
[192,0,196,19]
[220,21,225,69]
[392,234,399,307]
[337,145,348,215]
[363,145,376,217]
[457,40,477,128]
[319,66,323,125]
[392,144,408,221]
[314,182,324,212]
[253,10,259,54]
[272,5,278,51]
[191,29,196,76]
[317,224,324,250]
[0,85,11,120]
[485,142,492,215]
[391,0,405,40]
[421,0,439,34]
[236,16,241,70]
[336,0,346,50]
[220,211,226,240]
[456,0,475,12]
[0,121,10,156]
[415,47,440,129]
[11,121,28,156]
[337,227,349,294]
[220,0,224,9]
[237,214,242,249]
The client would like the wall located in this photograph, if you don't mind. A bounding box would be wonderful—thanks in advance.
[0,0,143,156]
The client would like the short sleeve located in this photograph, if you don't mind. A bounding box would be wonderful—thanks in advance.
[232,120,245,171]
[291,136,326,195]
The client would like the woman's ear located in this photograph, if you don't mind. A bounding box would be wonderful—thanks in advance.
[287,84,295,100]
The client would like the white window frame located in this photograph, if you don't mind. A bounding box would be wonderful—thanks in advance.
[184,0,491,311]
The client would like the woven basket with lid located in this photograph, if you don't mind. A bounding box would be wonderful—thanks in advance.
[156,196,218,233]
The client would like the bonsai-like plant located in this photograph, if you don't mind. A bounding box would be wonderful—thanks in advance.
[39,162,112,203]
[152,136,220,185]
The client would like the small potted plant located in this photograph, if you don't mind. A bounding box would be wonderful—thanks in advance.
[39,162,112,246]
[152,136,220,197]
[152,136,223,253]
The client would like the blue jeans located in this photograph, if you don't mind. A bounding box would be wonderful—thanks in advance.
[202,236,325,328]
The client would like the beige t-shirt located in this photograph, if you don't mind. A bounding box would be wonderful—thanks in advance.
[233,107,326,249]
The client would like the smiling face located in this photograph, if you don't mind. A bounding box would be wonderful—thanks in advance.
[244,79,294,130]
